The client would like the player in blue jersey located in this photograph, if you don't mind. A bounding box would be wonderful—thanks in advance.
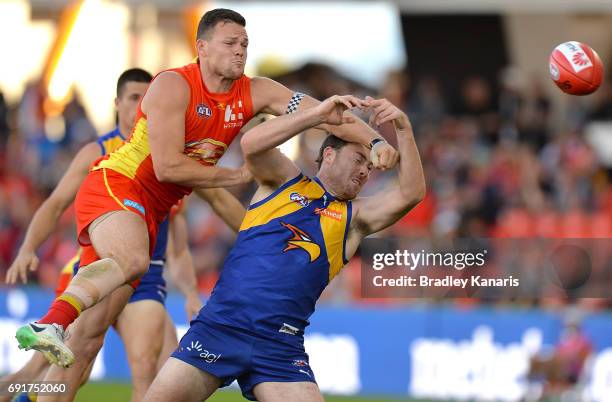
[3,69,246,402]
[144,94,426,402]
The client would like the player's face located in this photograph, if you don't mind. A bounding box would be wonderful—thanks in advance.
[115,81,149,130]
[206,22,248,79]
[326,144,373,200]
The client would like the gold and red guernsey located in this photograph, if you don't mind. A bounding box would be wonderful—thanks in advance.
[94,60,254,219]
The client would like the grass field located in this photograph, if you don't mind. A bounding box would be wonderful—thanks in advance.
[74,382,432,402]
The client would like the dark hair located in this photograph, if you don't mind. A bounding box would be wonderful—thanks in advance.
[316,134,349,169]
[197,8,246,40]
[116,68,152,97]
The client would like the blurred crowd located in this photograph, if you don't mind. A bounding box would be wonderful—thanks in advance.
[0,62,610,308]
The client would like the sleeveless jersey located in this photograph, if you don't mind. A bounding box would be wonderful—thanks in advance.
[199,174,352,345]
[93,60,254,220]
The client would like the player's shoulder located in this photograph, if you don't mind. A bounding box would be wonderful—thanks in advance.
[142,71,190,112]
[250,76,283,91]
[152,70,190,91]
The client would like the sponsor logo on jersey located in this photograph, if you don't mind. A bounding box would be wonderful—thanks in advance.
[315,207,343,221]
[223,99,245,129]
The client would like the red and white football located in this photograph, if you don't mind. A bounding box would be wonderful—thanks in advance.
[549,41,604,96]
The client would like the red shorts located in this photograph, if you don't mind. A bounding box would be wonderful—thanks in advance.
[74,168,160,268]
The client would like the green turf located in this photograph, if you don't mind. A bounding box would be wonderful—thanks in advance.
[74,382,431,401]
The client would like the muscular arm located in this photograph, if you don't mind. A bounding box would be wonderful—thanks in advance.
[250,77,398,168]
[241,95,363,198]
[348,100,425,251]
[5,142,100,284]
[143,72,250,188]
[192,188,246,232]
[166,208,201,320]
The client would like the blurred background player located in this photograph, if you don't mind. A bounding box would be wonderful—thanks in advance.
[145,94,424,402]
[2,68,246,402]
[526,314,593,401]
[17,7,398,370]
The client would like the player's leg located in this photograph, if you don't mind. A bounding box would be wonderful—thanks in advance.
[16,211,150,367]
[143,358,221,402]
[0,352,49,402]
[58,210,150,319]
[157,311,179,371]
[36,285,134,402]
[115,299,166,402]
[252,382,325,402]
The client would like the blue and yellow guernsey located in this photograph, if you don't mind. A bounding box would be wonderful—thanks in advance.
[199,174,352,345]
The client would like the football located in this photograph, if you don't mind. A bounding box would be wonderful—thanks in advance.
[549,41,604,95]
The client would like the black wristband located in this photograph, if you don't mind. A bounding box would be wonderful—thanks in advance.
[369,138,385,150]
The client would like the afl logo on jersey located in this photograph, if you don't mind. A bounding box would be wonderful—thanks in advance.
[196,104,212,118]
[290,192,309,207]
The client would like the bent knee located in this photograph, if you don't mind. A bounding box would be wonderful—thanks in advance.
[112,254,150,281]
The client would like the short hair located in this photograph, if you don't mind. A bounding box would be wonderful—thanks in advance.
[116,68,152,97]
[316,134,350,169]
[197,8,246,41]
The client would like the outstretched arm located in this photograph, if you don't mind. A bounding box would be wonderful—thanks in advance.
[144,72,251,188]
[349,98,425,242]
[192,188,246,232]
[166,207,202,321]
[250,77,398,169]
[5,142,100,284]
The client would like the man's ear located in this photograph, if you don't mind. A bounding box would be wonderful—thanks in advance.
[322,147,336,166]
[196,38,207,57]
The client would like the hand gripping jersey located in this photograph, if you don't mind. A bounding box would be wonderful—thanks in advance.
[199,174,352,346]
[93,60,254,221]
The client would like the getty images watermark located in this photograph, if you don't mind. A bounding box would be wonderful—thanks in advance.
[371,249,518,288]
[360,238,611,299]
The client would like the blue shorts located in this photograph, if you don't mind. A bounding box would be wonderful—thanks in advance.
[171,320,316,400]
[129,264,167,305]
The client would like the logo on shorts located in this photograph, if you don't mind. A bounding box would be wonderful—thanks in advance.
[290,192,309,207]
[186,340,221,363]
[196,103,212,118]
[292,359,308,367]
[281,222,320,263]
[186,340,203,352]
[279,323,300,336]
[123,199,145,215]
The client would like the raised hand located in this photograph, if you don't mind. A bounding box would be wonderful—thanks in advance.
[365,96,411,130]
[314,95,368,126]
